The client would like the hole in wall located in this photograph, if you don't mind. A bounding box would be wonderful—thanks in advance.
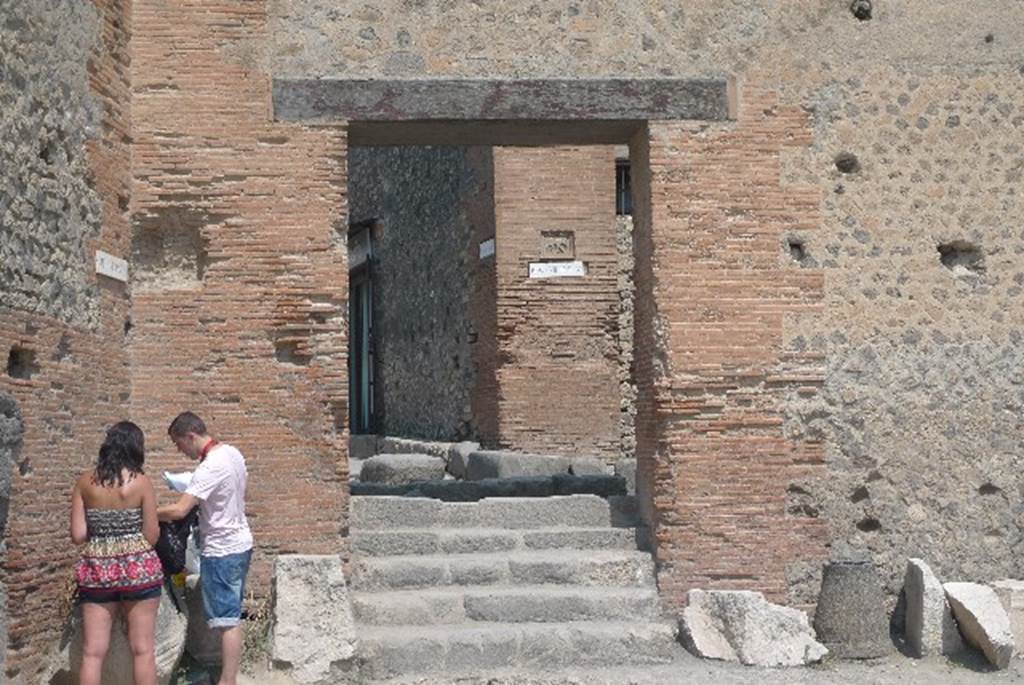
[856,517,882,532]
[850,485,870,503]
[274,339,311,366]
[937,240,985,276]
[850,0,872,21]
[6,346,39,380]
[984,33,994,43]
[786,484,819,518]
[39,141,56,165]
[787,238,807,262]
[52,334,72,361]
[132,205,219,291]
[978,483,1002,495]
[835,152,861,174]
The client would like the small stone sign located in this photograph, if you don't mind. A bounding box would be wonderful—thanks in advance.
[479,238,495,259]
[541,230,575,259]
[528,260,586,279]
[95,250,128,282]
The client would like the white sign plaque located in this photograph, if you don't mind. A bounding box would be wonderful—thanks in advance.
[528,260,586,279]
[95,250,128,282]
[479,238,495,259]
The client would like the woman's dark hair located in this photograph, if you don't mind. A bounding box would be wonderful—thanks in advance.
[95,421,145,487]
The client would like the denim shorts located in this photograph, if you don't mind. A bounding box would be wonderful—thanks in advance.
[200,549,252,629]
[79,584,162,604]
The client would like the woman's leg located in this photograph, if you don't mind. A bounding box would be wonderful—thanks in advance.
[79,602,116,685]
[124,596,160,685]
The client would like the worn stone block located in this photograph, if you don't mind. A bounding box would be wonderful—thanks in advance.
[614,459,637,494]
[992,580,1024,658]
[945,582,1014,669]
[348,434,378,460]
[446,441,479,479]
[569,456,607,476]
[359,453,446,484]
[903,558,963,657]
[465,450,570,480]
[813,560,890,658]
[680,589,827,667]
[271,555,357,684]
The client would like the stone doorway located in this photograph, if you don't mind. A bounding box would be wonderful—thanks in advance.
[272,75,733,542]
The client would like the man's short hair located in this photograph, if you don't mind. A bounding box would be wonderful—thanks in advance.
[168,411,207,438]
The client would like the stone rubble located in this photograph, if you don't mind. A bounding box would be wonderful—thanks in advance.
[992,580,1024,658]
[359,453,446,484]
[902,558,963,657]
[679,589,828,667]
[446,441,481,479]
[465,451,571,480]
[944,581,1014,669]
[271,555,359,684]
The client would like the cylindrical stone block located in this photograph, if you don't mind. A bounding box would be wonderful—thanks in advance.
[813,560,891,658]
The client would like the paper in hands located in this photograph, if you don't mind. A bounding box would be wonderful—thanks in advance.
[162,471,194,493]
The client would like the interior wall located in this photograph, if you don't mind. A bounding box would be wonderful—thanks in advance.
[347,146,492,441]
[491,146,623,460]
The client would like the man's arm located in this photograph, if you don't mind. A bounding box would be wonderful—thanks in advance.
[157,493,199,522]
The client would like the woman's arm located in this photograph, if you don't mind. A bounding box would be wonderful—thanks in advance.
[70,478,88,544]
[139,475,160,546]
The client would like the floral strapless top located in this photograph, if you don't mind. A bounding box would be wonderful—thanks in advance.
[75,508,163,594]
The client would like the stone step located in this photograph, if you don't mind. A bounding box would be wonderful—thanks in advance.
[352,585,661,625]
[358,621,679,680]
[350,494,639,531]
[351,526,639,557]
[350,549,654,591]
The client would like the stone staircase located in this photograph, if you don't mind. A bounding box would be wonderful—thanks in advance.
[349,494,679,681]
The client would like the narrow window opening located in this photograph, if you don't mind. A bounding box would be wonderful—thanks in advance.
[615,159,632,216]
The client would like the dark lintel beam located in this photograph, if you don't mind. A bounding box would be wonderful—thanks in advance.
[272,78,732,124]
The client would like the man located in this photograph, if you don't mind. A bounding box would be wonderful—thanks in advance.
[158,412,252,685]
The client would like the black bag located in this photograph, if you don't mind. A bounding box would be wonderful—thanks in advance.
[154,505,199,576]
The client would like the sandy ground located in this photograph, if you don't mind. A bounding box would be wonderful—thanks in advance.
[228,649,1024,685]
[373,653,1024,685]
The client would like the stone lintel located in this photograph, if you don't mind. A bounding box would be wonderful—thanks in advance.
[272,78,732,129]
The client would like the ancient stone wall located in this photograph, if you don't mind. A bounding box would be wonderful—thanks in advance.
[0,392,24,678]
[348,146,489,440]
[0,0,133,679]
[492,146,623,460]
[616,215,638,461]
[129,0,349,601]
[3,10,1016,678]
[267,0,1024,607]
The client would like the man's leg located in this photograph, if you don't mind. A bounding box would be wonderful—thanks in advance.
[218,624,243,685]
[201,550,252,685]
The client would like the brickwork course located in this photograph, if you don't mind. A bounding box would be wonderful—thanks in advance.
[2,0,1024,679]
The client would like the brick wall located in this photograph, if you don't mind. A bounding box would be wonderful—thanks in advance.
[0,0,132,679]
[634,89,829,609]
[491,147,622,460]
[130,0,349,596]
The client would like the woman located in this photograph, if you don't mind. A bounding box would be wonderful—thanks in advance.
[70,421,162,685]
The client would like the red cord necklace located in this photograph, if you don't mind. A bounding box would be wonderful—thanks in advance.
[199,439,219,462]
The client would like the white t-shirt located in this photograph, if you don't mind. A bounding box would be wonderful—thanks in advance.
[186,443,253,557]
